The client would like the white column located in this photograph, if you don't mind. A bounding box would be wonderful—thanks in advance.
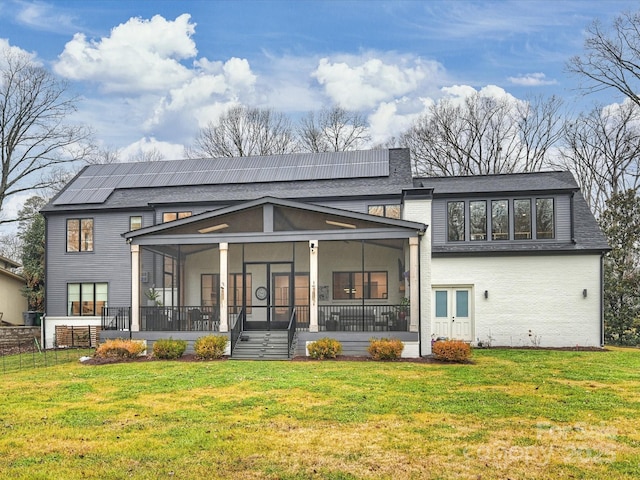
[219,243,229,332]
[409,237,419,333]
[309,240,319,332]
[131,244,140,331]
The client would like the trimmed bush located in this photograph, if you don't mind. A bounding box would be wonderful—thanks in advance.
[95,339,146,358]
[152,338,187,360]
[194,335,228,360]
[307,337,342,359]
[432,340,472,362]
[367,337,404,360]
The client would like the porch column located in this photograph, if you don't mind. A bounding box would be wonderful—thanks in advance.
[409,237,419,333]
[219,242,229,332]
[131,244,140,331]
[309,240,319,332]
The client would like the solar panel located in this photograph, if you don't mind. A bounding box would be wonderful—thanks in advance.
[53,150,390,206]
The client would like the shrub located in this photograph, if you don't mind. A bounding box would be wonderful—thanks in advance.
[367,337,404,360]
[95,339,146,358]
[432,340,472,362]
[152,338,187,359]
[307,337,342,359]
[194,335,228,360]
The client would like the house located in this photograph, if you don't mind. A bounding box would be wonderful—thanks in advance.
[40,148,609,356]
[0,255,28,326]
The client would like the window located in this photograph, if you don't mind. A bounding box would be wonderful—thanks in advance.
[66,218,94,252]
[162,211,192,223]
[332,271,388,300]
[491,200,509,240]
[470,201,487,241]
[447,201,465,241]
[130,216,142,231]
[514,199,532,240]
[536,198,554,239]
[201,274,219,307]
[368,205,401,219]
[68,282,107,316]
[229,273,251,314]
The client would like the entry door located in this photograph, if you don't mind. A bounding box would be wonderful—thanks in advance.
[433,288,473,341]
[243,262,293,330]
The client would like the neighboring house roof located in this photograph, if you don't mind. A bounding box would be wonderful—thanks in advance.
[0,255,21,271]
[44,149,413,212]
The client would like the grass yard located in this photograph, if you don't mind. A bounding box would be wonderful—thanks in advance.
[0,348,639,479]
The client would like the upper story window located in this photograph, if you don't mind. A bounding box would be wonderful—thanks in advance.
[368,205,401,219]
[130,216,142,231]
[536,198,554,239]
[446,197,555,242]
[447,201,465,241]
[470,201,487,241]
[67,218,93,252]
[163,211,192,223]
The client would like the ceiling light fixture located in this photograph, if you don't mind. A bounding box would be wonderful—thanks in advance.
[326,220,356,229]
[198,223,229,234]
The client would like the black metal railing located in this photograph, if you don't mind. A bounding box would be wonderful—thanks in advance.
[101,307,131,331]
[317,304,409,332]
[230,308,244,354]
[287,308,297,358]
[294,306,310,331]
[139,306,219,332]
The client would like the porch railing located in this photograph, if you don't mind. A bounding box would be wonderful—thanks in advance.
[140,306,219,332]
[101,307,131,332]
[230,308,244,354]
[317,304,409,332]
[287,308,297,358]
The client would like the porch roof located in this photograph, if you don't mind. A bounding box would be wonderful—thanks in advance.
[123,196,426,245]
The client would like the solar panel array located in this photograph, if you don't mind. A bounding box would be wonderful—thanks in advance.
[53,150,390,206]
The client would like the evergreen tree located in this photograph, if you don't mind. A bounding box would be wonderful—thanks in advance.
[600,189,640,344]
[18,197,47,311]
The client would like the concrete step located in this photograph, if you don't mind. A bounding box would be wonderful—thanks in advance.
[231,330,292,360]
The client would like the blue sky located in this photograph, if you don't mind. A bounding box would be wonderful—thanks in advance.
[0,0,638,177]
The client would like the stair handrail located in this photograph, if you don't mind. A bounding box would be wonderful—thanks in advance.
[230,308,244,354]
[286,308,297,358]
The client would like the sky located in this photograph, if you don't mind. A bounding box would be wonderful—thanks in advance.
[0,0,639,219]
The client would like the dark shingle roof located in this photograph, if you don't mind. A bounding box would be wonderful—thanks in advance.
[414,170,578,195]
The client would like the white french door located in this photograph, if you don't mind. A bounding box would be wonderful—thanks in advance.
[432,287,473,341]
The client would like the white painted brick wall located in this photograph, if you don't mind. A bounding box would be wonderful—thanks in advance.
[431,255,602,348]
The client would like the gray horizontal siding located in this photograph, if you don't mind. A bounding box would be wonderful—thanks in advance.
[295,332,418,357]
[46,211,141,316]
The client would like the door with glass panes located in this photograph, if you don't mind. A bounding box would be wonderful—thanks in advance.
[433,287,473,341]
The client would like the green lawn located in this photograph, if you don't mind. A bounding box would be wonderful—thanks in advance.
[0,348,639,479]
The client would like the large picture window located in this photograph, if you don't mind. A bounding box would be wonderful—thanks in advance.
[447,201,465,241]
[470,201,487,241]
[333,271,388,300]
[66,218,94,252]
[491,200,509,241]
[68,282,107,316]
[536,198,554,239]
[514,199,532,240]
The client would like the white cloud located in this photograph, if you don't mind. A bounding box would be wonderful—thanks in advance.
[54,14,197,93]
[15,2,81,34]
[120,137,186,161]
[312,53,444,111]
[0,38,39,66]
[507,72,557,86]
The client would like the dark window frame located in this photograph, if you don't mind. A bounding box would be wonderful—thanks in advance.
[332,271,388,300]
[130,216,143,231]
[162,211,192,223]
[368,204,401,219]
[66,218,94,252]
[67,282,108,316]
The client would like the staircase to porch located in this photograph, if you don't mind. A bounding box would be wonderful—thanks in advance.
[231,330,292,360]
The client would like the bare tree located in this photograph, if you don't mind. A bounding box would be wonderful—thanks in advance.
[402,93,563,176]
[556,101,640,216]
[127,147,165,163]
[187,105,296,158]
[568,11,640,107]
[85,146,121,165]
[298,106,370,152]
[0,232,22,263]
[0,48,92,224]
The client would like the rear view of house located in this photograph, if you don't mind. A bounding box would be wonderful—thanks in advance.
[41,149,609,357]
